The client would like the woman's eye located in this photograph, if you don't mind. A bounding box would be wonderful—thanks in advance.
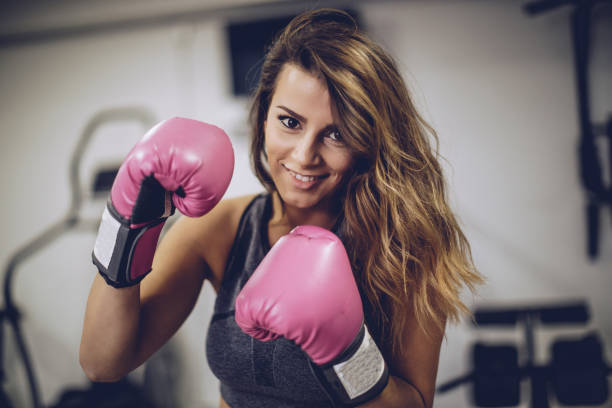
[328,130,342,142]
[279,116,300,129]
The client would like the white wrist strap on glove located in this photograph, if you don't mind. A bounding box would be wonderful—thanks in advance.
[310,323,389,406]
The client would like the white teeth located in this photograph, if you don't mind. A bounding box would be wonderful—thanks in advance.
[293,172,316,182]
[285,166,317,182]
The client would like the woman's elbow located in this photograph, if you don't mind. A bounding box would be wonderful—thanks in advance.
[79,348,127,383]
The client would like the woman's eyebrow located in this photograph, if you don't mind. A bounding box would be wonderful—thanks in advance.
[275,105,339,133]
[276,105,306,123]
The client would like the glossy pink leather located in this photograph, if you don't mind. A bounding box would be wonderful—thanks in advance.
[110,117,234,220]
[235,225,363,365]
[130,222,164,280]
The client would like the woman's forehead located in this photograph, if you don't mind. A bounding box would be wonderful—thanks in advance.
[270,64,335,121]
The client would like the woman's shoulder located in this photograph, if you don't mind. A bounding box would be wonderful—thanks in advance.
[200,193,260,230]
[178,193,261,287]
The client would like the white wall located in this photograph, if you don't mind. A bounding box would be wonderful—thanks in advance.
[1,1,611,407]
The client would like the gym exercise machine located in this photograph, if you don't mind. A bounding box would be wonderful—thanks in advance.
[525,0,612,259]
[437,300,611,407]
[0,107,156,408]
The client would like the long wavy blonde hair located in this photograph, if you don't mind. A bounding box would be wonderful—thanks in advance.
[249,8,483,352]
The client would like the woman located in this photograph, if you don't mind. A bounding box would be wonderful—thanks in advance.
[80,8,482,408]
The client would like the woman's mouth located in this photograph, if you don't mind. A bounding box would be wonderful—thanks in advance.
[282,164,328,187]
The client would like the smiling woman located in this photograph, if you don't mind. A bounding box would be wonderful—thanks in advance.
[80,7,482,408]
[264,63,353,213]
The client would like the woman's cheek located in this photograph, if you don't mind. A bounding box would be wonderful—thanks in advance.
[326,148,354,175]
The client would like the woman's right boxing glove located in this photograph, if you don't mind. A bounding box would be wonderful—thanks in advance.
[92,117,234,287]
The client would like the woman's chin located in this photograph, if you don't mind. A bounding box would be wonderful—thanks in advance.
[281,195,318,210]
[277,189,323,210]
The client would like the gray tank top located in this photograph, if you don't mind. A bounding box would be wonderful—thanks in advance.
[205,193,339,407]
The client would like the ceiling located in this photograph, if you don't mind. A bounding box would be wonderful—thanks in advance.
[0,0,365,47]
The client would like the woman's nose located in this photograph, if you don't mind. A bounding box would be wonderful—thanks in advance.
[291,133,320,165]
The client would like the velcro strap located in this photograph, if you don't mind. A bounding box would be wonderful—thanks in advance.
[310,324,389,406]
[92,203,165,288]
[332,325,387,399]
[93,205,122,269]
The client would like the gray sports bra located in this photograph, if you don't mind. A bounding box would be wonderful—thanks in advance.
[205,193,339,407]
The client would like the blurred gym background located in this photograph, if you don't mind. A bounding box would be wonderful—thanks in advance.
[1,0,611,407]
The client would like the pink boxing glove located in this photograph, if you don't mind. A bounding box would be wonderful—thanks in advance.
[93,117,234,287]
[235,225,388,406]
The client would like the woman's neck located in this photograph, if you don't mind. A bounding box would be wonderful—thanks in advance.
[269,191,340,232]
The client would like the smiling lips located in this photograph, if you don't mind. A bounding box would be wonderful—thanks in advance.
[282,164,328,183]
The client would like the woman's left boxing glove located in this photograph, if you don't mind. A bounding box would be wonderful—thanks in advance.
[92,117,234,288]
[235,225,388,406]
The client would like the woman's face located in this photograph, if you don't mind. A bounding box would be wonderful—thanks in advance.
[264,63,354,211]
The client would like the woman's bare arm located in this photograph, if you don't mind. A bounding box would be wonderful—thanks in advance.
[79,196,252,381]
[359,311,445,408]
